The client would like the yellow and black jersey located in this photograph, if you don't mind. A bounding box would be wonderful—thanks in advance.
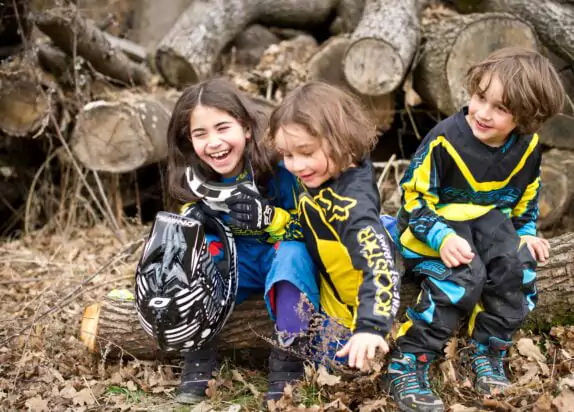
[298,160,401,336]
[397,107,541,258]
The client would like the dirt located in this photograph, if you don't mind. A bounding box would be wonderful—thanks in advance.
[1,223,574,412]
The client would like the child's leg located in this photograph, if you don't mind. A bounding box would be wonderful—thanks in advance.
[390,220,485,412]
[262,241,319,402]
[465,209,538,393]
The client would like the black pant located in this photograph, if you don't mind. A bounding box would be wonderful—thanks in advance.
[397,209,538,355]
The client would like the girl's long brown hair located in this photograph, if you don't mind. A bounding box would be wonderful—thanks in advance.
[166,78,277,203]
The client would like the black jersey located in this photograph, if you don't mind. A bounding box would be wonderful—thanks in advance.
[297,160,400,336]
[397,107,541,257]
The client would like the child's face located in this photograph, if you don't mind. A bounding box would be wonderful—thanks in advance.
[274,123,336,188]
[467,73,517,147]
[189,105,250,178]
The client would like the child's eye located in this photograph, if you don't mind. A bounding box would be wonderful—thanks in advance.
[496,105,509,113]
[218,126,229,132]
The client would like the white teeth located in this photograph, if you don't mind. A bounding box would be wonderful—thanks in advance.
[209,150,230,159]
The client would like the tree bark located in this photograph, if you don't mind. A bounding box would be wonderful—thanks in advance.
[32,4,152,87]
[449,0,574,64]
[330,0,366,34]
[0,65,53,137]
[80,295,272,360]
[414,12,538,115]
[307,36,395,130]
[226,25,280,69]
[0,0,32,59]
[343,0,424,96]
[70,90,276,173]
[70,90,179,173]
[80,232,574,358]
[155,0,337,87]
[539,149,574,229]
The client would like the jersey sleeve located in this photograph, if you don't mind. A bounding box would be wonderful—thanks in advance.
[339,189,401,337]
[511,142,541,236]
[400,134,456,251]
[264,164,304,241]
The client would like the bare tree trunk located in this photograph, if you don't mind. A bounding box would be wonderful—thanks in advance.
[539,149,574,229]
[155,0,337,87]
[414,12,538,115]
[32,4,152,87]
[449,0,574,64]
[343,0,424,96]
[307,36,395,130]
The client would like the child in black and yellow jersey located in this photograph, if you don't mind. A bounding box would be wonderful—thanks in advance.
[390,47,565,412]
[265,81,401,371]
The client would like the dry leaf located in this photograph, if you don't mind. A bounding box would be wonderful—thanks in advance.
[517,362,541,385]
[25,395,49,412]
[517,338,546,362]
[59,385,77,399]
[205,379,218,399]
[448,404,479,412]
[223,405,241,412]
[443,338,458,360]
[359,398,387,412]
[324,398,351,411]
[439,359,457,385]
[125,380,137,392]
[533,393,553,412]
[552,388,574,412]
[72,388,95,406]
[317,365,341,387]
[191,401,214,412]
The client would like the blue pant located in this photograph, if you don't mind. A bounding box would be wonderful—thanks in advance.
[205,235,320,319]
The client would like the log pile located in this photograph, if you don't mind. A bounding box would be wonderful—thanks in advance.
[0,0,574,349]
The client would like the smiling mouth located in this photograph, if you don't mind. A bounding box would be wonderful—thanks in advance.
[299,172,315,180]
[208,149,231,161]
[475,119,491,130]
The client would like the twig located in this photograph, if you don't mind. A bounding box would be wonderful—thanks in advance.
[92,170,123,241]
[82,375,101,407]
[24,151,58,235]
[376,154,397,192]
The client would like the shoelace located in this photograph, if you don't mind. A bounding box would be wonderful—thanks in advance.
[394,360,433,395]
[472,352,506,378]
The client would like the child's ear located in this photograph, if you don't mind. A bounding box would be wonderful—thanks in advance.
[244,127,252,140]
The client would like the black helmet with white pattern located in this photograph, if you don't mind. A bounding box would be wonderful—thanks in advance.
[135,211,237,352]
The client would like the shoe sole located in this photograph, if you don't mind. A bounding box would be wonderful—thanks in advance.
[175,392,206,404]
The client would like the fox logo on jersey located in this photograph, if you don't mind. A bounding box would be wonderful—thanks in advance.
[313,188,357,222]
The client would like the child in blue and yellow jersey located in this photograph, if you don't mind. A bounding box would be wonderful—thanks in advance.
[390,47,565,412]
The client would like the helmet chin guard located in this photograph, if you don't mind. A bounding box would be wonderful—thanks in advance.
[134,211,237,352]
[185,161,259,212]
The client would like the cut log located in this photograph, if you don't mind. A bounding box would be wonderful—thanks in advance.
[0,0,32,60]
[80,231,574,358]
[307,36,395,130]
[449,0,574,65]
[131,0,192,50]
[70,91,276,173]
[330,0,366,34]
[226,24,280,69]
[0,66,53,137]
[32,4,152,87]
[70,90,179,173]
[80,294,272,360]
[539,149,574,229]
[155,0,337,87]
[414,12,538,115]
[343,0,424,96]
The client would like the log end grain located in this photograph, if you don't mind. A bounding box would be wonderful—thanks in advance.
[80,302,102,353]
[343,37,403,96]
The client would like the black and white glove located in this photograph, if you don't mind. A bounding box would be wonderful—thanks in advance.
[225,185,275,230]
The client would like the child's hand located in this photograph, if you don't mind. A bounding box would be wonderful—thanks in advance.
[440,235,474,268]
[521,235,550,263]
[335,332,389,370]
[225,185,275,230]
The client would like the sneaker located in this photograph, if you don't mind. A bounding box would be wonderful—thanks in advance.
[469,337,511,395]
[265,334,306,402]
[387,351,445,412]
[175,346,219,404]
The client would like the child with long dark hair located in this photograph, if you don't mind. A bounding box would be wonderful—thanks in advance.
[166,78,319,403]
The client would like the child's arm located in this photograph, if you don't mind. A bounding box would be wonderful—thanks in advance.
[511,147,542,237]
[400,136,456,252]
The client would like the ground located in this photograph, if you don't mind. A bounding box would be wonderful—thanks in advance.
[1,223,574,412]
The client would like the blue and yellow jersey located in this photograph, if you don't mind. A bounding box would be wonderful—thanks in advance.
[181,163,303,244]
[297,160,400,337]
[397,107,541,259]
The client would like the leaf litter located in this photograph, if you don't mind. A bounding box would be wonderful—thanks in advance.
[3,224,574,411]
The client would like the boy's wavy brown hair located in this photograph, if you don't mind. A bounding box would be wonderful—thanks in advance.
[466,47,565,134]
[267,81,378,175]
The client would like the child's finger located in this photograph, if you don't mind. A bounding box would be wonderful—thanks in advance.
[527,243,536,260]
[379,339,389,354]
[367,342,376,360]
[336,342,350,359]
[353,344,365,370]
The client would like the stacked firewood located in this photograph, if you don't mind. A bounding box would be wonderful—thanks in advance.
[1,0,573,234]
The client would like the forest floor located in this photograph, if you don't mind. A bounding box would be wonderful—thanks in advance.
[1,222,574,412]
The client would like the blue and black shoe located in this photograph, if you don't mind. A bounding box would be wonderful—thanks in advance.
[469,337,511,394]
[176,346,219,404]
[387,351,445,412]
